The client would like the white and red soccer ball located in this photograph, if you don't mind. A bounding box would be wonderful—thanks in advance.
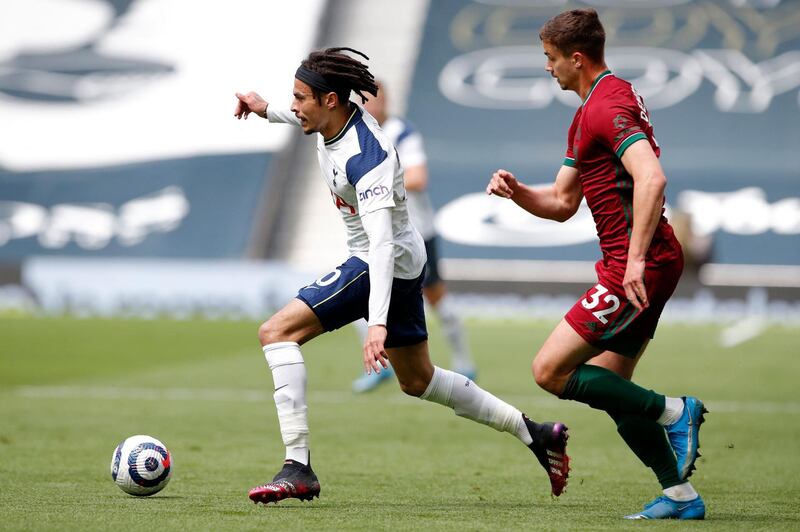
[110,435,172,496]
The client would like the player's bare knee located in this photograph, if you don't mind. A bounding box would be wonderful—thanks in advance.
[532,357,560,394]
[397,377,427,397]
[531,356,546,384]
[258,318,286,346]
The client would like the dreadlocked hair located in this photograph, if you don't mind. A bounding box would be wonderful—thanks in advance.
[301,47,378,104]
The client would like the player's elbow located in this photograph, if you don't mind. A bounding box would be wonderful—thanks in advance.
[653,172,667,192]
[642,169,667,194]
[552,198,581,222]
[551,209,574,223]
[370,240,394,258]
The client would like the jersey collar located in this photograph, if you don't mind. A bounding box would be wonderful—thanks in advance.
[583,70,613,106]
[324,105,360,146]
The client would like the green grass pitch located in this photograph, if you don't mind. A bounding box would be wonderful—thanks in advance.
[1,316,799,531]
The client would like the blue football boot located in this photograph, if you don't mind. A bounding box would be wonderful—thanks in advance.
[352,364,394,393]
[624,495,705,520]
[665,396,708,480]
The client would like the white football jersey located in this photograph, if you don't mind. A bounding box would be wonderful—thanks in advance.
[380,117,436,240]
[268,104,425,280]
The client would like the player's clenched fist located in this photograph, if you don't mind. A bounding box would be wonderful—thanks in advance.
[234,91,268,120]
[486,169,519,198]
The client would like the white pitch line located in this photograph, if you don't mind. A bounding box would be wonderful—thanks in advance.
[719,317,768,348]
[9,385,800,414]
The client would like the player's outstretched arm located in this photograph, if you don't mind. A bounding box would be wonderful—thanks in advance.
[234,92,301,125]
[234,91,268,119]
[486,166,582,222]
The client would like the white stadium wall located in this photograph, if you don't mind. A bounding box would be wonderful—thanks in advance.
[0,0,326,258]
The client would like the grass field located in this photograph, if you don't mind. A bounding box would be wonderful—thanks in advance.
[1,316,799,531]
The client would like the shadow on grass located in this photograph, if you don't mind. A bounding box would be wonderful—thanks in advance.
[706,512,800,524]
[113,495,186,501]
[245,499,592,511]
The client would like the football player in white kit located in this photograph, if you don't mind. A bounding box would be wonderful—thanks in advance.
[234,47,569,505]
[352,81,477,392]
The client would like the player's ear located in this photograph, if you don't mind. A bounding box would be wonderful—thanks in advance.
[572,51,583,68]
[325,92,338,110]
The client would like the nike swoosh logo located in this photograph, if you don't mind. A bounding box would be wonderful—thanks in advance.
[274,384,289,392]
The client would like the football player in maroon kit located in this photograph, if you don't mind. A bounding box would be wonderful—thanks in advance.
[486,9,707,520]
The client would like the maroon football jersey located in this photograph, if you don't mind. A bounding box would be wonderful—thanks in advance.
[564,71,681,268]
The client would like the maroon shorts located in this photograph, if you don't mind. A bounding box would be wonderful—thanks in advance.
[564,255,683,358]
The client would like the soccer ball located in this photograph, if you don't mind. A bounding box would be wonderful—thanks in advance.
[110,435,172,496]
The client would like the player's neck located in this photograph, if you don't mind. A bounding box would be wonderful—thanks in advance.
[577,65,611,102]
[321,103,355,142]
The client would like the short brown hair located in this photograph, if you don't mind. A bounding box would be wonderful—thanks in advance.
[539,9,605,63]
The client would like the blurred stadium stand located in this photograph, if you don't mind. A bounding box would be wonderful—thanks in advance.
[0,0,326,261]
[405,1,799,287]
[278,0,800,305]
[0,0,798,319]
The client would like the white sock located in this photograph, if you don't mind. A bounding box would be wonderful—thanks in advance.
[435,296,474,371]
[657,396,685,426]
[263,342,309,465]
[353,319,369,346]
[663,482,698,502]
[420,366,531,444]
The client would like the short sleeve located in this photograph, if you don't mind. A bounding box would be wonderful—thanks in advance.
[563,112,579,167]
[354,162,397,213]
[591,96,647,159]
[347,122,397,214]
[347,120,387,185]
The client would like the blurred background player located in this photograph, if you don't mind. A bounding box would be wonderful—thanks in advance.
[351,81,477,393]
[234,47,569,504]
[487,9,707,520]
